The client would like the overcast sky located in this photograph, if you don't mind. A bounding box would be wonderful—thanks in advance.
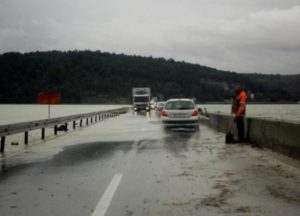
[1,0,300,74]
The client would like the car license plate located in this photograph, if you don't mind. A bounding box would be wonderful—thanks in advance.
[173,114,186,118]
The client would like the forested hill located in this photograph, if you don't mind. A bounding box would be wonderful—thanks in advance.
[0,50,299,103]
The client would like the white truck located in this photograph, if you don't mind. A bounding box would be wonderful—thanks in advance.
[132,88,151,111]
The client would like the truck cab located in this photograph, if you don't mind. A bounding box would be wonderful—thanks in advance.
[132,88,151,112]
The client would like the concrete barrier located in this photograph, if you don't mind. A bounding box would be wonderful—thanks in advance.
[200,114,300,159]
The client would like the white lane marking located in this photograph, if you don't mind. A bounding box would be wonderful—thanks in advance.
[91,140,138,216]
[91,173,123,216]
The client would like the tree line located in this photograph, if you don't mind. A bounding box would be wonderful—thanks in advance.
[0,50,299,103]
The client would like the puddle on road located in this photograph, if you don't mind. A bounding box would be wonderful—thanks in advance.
[0,162,34,183]
[48,141,133,166]
[0,141,134,181]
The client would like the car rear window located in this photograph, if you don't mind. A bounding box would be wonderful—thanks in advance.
[157,103,165,107]
[165,101,195,110]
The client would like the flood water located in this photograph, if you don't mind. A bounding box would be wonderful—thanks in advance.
[198,104,300,123]
[0,104,126,125]
[0,104,299,125]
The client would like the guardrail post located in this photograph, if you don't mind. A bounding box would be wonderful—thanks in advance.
[65,123,68,131]
[0,108,127,151]
[41,128,45,140]
[24,131,28,145]
[1,136,5,153]
[54,125,58,135]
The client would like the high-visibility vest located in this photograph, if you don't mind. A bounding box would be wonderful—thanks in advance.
[234,91,247,116]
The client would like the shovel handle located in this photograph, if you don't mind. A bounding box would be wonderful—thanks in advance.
[228,98,235,132]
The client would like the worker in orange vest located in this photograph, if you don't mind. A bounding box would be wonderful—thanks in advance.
[233,83,248,142]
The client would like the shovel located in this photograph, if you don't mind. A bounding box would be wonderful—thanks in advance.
[225,99,234,144]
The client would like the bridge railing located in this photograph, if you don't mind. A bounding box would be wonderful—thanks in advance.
[0,107,129,153]
[200,113,300,160]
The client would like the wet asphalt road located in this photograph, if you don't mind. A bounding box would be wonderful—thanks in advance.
[0,111,300,216]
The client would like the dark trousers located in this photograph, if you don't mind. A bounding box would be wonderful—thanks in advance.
[236,116,245,142]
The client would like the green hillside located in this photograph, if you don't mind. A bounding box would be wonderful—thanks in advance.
[0,50,299,103]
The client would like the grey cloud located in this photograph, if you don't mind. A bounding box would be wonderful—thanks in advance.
[0,0,300,74]
[160,5,300,74]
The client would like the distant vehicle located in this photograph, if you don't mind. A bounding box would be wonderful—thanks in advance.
[150,97,158,109]
[161,98,199,131]
[155,101,166,113]
[132,88,151,111]
[150,101,156,109]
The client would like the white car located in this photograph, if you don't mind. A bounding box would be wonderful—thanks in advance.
[161,98,200,131]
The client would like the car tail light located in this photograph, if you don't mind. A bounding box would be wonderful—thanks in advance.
[192,110,199,116]
[161,111,168,117]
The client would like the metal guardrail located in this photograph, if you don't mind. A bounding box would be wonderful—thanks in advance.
[0,107,129,153]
